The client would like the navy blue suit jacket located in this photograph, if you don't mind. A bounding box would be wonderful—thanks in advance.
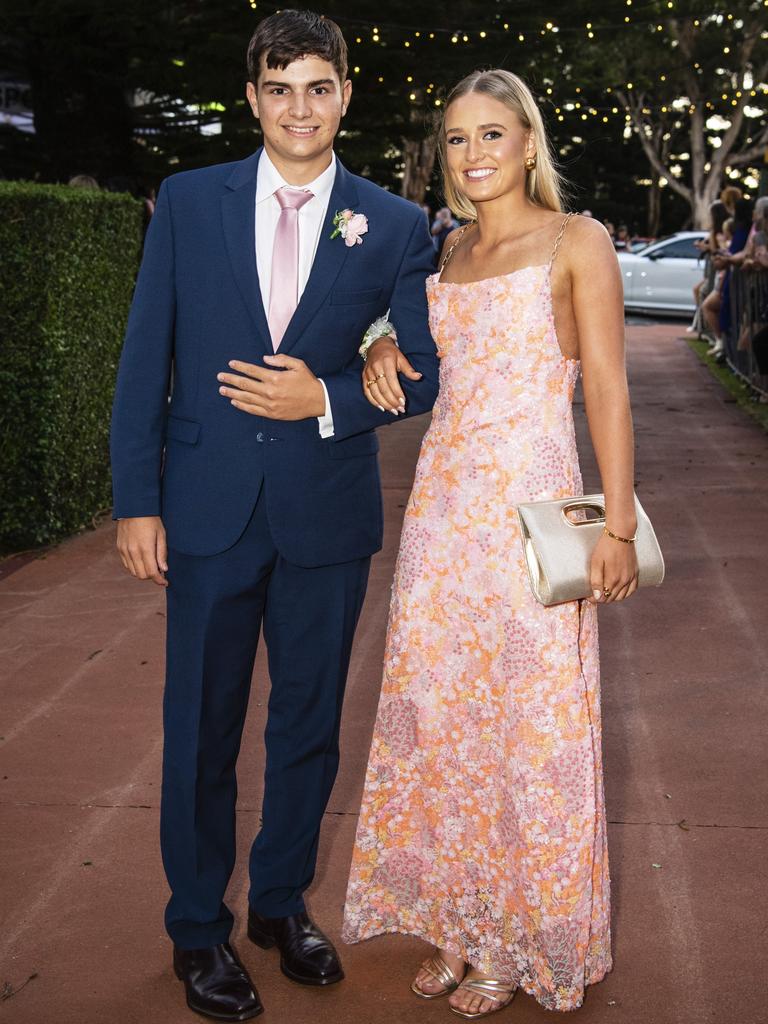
[110,150,439,566]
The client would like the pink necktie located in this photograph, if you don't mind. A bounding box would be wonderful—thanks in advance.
[267,186,314,351]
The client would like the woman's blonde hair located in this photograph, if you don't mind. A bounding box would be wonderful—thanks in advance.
[437,69,564,220]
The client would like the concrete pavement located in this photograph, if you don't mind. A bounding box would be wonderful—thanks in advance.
[1,323,766,1024]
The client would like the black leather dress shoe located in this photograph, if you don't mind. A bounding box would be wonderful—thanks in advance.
[247,909,344,986]
[173,943,263,1021]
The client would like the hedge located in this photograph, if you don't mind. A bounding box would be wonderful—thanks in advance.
[0,182,144,552]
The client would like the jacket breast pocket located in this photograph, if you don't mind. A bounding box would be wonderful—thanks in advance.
[326,431,380,459]
[329,287,384,306]
[165,415,201,446]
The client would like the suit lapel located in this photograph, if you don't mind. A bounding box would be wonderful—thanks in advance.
[277,159,360,356]
[221,149,271,352]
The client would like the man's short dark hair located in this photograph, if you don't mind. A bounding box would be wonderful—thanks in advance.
[247,9,348,87]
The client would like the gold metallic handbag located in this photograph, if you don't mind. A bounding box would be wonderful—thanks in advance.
[516,493,665,606]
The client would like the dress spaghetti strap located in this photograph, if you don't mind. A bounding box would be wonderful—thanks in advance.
[549,212,576,267]
[439,223,473,273]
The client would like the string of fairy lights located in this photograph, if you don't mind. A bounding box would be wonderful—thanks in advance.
[242,0,768,130]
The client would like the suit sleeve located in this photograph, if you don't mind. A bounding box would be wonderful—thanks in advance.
[110,179,176,518]
[322,208,439,442]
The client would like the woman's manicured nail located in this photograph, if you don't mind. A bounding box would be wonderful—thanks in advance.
[593,589,602,600]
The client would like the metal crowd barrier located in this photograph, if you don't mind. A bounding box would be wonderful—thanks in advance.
[724,265,768,398]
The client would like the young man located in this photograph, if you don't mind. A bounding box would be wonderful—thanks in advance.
[110,10,438,1021]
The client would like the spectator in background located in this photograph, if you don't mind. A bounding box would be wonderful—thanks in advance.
[689,200,729,334]
[694,200,729,256]
[720,185,742,216]
[614,225,632,252]
[725,196,768,269]
[710,197,753,360]
[701,218,733,352]
[603,219,616,241]
[68,174,99,188]
[746,218,768,398]
[431,206,459,257]
[581,208,593,217]
[143,186,157,220]
[731,200,768,377]
[741,199,768,268]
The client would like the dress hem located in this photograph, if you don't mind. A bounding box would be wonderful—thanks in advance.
[342,922,613,1013]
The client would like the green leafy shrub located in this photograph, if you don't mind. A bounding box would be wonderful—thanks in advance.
[0,182,143,552]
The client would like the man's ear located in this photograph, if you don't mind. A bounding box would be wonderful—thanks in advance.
[246,81,259,119]
[341,78,352,117]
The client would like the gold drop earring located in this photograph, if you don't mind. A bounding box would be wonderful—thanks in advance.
[524,155,537,171]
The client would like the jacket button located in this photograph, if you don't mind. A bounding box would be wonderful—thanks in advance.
[256,432,264,443]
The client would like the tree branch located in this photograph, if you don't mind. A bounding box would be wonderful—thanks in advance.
[616,89,692,202]
[726,123,768,168]
[706,28,765,187]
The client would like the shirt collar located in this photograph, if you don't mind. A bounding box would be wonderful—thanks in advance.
[256,148,337,207]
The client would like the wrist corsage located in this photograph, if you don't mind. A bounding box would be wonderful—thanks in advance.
[359,309,398,361]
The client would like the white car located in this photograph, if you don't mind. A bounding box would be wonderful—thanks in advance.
[619,231,708,315]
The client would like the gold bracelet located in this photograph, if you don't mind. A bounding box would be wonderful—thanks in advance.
[603,526,636,544]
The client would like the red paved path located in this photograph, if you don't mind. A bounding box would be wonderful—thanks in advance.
[1,324,766,1024]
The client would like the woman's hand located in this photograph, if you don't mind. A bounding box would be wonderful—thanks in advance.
[362,336,423,414]
[588,533,639,604]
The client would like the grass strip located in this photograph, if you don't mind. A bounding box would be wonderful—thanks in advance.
[686,337,768,433]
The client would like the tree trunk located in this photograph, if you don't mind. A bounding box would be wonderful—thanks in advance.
[692,187,720,230]
[401,134,437,205]
[647,175,661,237]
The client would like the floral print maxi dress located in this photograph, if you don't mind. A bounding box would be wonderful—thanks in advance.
[342,223,612,1012]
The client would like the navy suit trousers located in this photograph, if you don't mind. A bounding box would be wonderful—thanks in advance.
[161,484,370,948]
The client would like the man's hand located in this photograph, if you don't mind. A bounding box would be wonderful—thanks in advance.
[218,355,325,419]
[117,516,168,587]
[362,336,423,414]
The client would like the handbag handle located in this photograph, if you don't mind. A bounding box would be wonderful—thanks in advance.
[561,499,606,527]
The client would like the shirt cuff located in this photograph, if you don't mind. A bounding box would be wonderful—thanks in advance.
[317,378,335,438]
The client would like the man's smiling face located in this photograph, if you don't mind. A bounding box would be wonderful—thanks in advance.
[247,54,351,172]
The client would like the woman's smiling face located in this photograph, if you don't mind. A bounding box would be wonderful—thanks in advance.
[444,91,534,206]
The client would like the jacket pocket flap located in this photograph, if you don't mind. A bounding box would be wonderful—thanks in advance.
[329,287,383,306]
[327,431,380,458]
[165,415,201,445]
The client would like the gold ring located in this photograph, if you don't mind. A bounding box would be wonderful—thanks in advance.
[366,379,376,388]
[603,587,611,597]
[375,373,386,381]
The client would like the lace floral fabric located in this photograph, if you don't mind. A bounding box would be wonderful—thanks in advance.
[342,263,612,1012]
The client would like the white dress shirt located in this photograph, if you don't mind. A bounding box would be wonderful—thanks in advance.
[255,149,336,437]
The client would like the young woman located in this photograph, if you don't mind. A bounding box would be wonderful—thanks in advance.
[710,197,754,359]
[343,69,639,1018]
[690,200,728,335]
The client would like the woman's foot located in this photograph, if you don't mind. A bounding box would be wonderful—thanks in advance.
[448,969,516,1019]
[411,948,466,998]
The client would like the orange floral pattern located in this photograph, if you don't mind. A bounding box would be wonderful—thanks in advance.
[342,259,612,1012]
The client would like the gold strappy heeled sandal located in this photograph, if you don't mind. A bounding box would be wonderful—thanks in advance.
[410,953,464,999]
[449,976,516,1019]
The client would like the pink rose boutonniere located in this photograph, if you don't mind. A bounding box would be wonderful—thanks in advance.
[330,208,369,247]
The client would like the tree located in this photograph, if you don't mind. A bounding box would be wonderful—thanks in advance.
[602,2,767,227]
